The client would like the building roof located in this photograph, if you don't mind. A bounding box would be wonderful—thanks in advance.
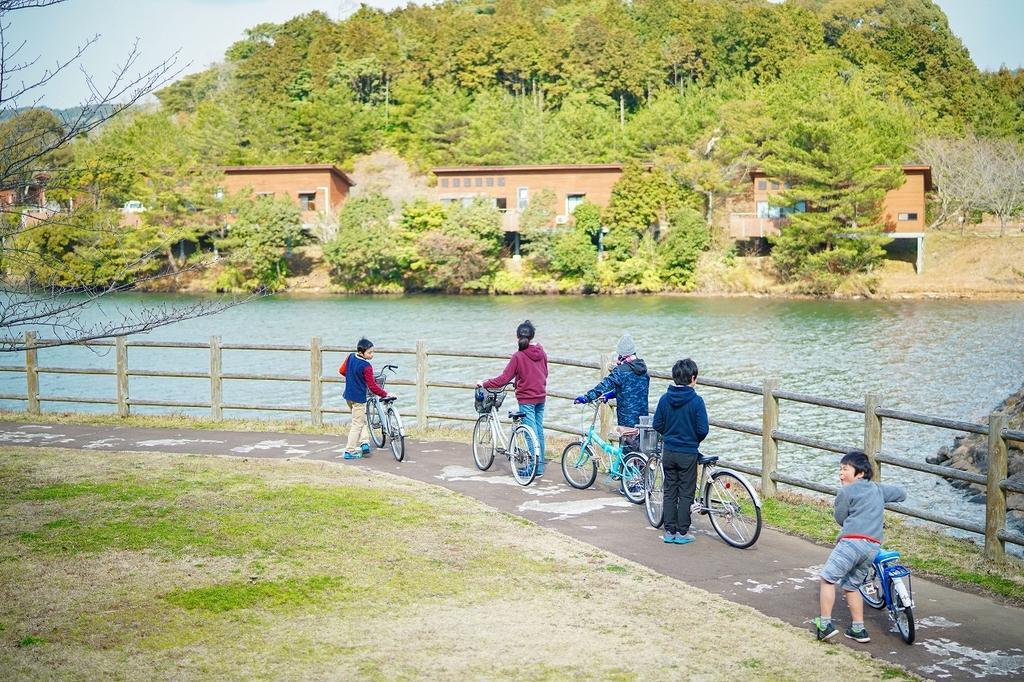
[432,163,644,174]
[749,164,932,192]
[222,164,355,187]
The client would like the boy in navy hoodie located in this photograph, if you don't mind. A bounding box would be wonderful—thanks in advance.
[652,358,708,545]
[338,338,389,459]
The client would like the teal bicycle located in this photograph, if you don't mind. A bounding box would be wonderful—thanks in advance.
[560,391,646,503]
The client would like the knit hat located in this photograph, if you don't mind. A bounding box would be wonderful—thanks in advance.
[615,334,636,358]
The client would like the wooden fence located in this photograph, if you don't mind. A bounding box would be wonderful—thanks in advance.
[2,331,1022,560]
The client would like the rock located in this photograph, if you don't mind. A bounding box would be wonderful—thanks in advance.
[933,381,1024,515]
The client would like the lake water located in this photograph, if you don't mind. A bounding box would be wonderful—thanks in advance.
[3,293,1023,544]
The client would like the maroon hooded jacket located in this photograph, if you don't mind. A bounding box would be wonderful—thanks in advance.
[482,344,548,405]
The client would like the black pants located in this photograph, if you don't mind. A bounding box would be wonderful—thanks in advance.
[663,450,698,535]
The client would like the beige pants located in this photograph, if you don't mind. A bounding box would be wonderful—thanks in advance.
[346,400,370,452]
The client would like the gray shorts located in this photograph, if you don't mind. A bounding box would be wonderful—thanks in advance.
[820,539,879,591]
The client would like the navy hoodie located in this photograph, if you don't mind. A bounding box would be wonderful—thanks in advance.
[652,384,709,454]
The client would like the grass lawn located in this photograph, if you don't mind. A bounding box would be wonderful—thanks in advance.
[0,447,912,680]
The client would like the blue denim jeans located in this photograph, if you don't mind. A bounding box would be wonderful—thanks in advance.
[519,401,545,472]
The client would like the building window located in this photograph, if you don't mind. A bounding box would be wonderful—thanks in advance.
[783,182,792,189]
[214,187,225,201]
[298,192,316,211]
[517,187,529,211]
[566,193,585,216]
[495,197,507,211]
[452,178,460,188]
[475,177,483,187]
[440,178,449,188]
[463,178,472,188]
[497,177,506,187]
[770,181,780,190]
[486,177,494,187]
[898,212,918,221]
[757,180,767,190]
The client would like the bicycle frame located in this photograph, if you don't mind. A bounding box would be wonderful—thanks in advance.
[875,552,914,609]
[572,398,634,477]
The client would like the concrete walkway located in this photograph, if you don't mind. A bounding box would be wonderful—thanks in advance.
[2,421,1023,680]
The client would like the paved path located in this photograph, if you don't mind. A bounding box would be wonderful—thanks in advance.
[3,422,1023,680]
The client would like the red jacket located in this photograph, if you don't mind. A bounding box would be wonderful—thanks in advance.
[483,344,548,404]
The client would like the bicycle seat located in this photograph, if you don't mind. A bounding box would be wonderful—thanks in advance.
[508,410,525,420]
[875,549,900,564]
[697,454,718,466]
[381,396,397,404]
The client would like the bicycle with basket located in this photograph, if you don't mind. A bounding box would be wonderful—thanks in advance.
[639,419,763,549]
[472,384,540,486]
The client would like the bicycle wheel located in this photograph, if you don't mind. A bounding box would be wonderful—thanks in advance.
[643,455,664,528]
[509,424,538,486]
[366,400,385,448]
[619,452,647,504]
[472,415,495,470]
[560,442,597,489]
[858,564,885,609]
[704,470,762,549]
[386,407,405,462]
[889,577,915,644]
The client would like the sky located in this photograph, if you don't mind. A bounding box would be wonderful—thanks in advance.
[5,0,1024,109]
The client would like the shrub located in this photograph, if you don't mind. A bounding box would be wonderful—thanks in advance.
[658,207,711,289]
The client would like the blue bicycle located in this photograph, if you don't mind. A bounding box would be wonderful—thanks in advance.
[560,391,646,503]
[858,547,915,644]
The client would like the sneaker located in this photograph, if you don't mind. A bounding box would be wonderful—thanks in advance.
[662,532,676,543]
[674,533,695,544]
[342,451,362,460]
[815,618,838,641]
[360,443,371,455]
[844,626,870,643]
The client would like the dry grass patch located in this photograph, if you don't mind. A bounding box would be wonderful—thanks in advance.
[0,447,912,680]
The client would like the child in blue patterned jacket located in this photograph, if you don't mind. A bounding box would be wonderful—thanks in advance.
[574,334,650,448]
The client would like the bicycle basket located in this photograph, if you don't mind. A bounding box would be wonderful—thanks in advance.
[475,389,506,414]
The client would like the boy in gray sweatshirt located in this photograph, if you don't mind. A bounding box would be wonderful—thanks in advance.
[815,450,906,644]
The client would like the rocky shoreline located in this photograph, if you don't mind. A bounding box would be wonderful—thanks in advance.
[929,383,1024,527]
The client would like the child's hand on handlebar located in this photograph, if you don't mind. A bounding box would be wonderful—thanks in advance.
[574,395,587,404]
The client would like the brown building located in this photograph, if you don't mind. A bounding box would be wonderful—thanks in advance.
[729,165,933,272]
[221,165,354,226]
[431,163,631,234]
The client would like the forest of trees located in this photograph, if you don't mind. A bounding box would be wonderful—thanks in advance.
[7,0,1024,296]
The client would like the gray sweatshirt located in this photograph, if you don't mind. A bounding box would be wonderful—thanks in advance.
[834,479,907,542]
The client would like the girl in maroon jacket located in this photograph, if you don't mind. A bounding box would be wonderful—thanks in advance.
[478,320,548,476]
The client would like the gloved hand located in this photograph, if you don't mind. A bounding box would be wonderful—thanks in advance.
[574,395,587,404]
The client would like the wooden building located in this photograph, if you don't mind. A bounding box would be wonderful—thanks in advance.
[729,165,933,272]
[221,165,354,226]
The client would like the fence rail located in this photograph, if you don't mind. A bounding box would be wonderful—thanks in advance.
[3,331,1022,560]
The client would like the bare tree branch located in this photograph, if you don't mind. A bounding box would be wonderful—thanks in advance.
[0,0,259,352]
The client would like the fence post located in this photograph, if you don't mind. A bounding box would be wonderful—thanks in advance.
[416,340,428,431]
[24,331,39,414]
[761,378,779,497]
[863,393,882,481]
[985,411,1009,562]
[310,336,322,427]
[210,336,222,420]
[598,352,614,437]
[116,336,129,417]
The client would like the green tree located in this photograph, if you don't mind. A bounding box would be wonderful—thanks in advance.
[216,197,303,292]
[323,193,405,290]
[658,207,711,289]
[759,58,913,291]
